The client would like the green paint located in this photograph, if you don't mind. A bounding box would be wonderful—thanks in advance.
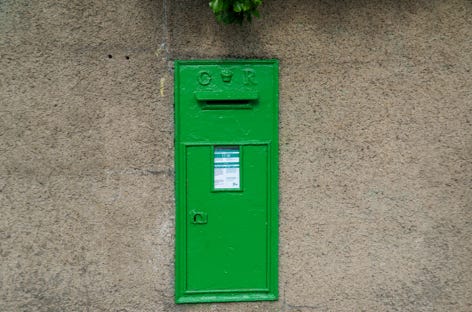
[174,60,278,304]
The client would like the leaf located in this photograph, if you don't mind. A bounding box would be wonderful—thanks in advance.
[210,0,262,24]
[234,2,243,12]
[209,0,220,12]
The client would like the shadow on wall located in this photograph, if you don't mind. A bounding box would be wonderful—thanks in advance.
[168,0,439,59]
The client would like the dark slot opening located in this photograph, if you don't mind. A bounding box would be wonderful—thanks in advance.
[205,100,251,105]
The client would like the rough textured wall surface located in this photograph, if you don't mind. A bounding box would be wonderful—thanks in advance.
[1,0,471,311]
[1,0,174,310]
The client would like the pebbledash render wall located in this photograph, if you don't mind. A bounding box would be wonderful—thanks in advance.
[1,0,471,311]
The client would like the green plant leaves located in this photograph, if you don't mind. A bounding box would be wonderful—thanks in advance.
[209,0,262,25]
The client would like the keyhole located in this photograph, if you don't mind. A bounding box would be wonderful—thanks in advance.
[194,213,202,223]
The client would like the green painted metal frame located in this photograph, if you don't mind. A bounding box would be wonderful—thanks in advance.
[174,59,279,304]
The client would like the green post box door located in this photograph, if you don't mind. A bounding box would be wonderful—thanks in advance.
[174,60,278,303]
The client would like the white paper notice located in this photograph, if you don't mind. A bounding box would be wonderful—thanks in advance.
[214,147,240,190]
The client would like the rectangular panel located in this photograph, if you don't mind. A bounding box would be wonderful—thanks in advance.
[175,60,278,304]
[214,146,240,190]
[186,145,268,292]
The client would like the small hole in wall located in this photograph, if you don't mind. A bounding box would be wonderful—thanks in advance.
[125,56,130,60]
[108,54,112,59]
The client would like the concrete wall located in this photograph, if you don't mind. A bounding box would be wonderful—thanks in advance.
[1,0,471,311]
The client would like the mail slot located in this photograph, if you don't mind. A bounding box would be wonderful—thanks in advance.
[174,60,278,304]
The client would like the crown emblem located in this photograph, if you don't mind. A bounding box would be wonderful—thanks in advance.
[221,69,233,83]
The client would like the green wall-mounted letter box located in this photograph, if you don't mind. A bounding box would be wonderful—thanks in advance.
[174,60,278,304]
